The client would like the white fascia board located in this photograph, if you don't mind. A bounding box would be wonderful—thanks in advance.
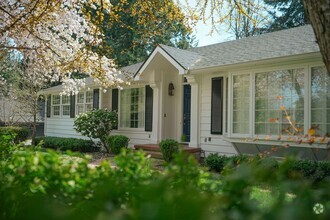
[135,47,186,79]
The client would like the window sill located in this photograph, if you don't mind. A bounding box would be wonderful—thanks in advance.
[223,137,329,160]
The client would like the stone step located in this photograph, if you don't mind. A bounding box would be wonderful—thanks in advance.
[134,144,161,152]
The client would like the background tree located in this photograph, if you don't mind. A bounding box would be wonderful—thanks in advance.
[264,0,309,32]
[0,54,50,144]
[228,0,266,39]
[182,0,330,74]
[89,0,197,67]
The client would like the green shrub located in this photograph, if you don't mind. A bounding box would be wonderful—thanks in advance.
[74,109,117,153]
[205,153,229,172]
[107,135,129,155]
[35,136,98,152]
[282,158,330,185]
[0,126,29,143]
[206,153,330,184]
[159,139,179,162]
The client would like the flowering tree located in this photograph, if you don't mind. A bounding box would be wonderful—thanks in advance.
[0,0,127,95]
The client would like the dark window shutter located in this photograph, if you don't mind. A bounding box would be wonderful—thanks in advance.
[70,95,75,118]
[211,77,223,134]
[145,85,153,131]
[112,89,119,130]
[93,89,100,109]
[46,95,51,118]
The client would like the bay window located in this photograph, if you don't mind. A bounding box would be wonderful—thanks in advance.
[230,65,329,137]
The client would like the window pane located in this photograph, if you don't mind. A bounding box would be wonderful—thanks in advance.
[62,96,70,104]
[86,104,92,112]
[255,69,305,135]
[77,93,84,103]
[86,91,93,103]
[233,74,250,134]
[311,66,330,136]
[53,95,60,105]
[76,104,84,115]
[53,106,60,116]
[62,105,70,116]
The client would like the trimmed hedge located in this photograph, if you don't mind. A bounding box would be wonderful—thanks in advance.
[107,135,129,155]
[205,153,330,184]
[35,136,99,153]
[0,126,30,144]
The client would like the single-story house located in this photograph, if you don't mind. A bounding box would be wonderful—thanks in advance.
[41,25,329,160]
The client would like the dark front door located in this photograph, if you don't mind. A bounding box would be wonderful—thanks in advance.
[183,84,191,142]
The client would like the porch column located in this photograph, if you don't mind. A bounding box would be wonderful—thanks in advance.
[150,83,160,143]
[186,76,199,147]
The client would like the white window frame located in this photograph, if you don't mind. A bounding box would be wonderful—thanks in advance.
[118,87,145,131]
[51,94,70,118]
[227,63,328,139]
[76,90,93,115]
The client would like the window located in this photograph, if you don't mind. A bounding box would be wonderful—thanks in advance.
[62,95,70,116]
[255,68,305,135]
[52,95,61,116]
[232,74,250,134]
[120,88,145,129]
[52,95,70,117]
[230,66,329,138]
[311,66,330,136]
[76,91,93,115]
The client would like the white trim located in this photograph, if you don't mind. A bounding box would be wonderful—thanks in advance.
[228,62,328,139]
[118,86,146,130]
[135,47,186,79]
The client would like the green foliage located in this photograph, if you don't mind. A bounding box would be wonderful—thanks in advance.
[0,148,111,219]
[1,146,330,219]
[159,139,179,162]
[35,136,98,153]
[0,126,29,144]
[280,158,330,185]
[106,135,129,155]
[74,109,117,152]
[264,0,309,32]
[87,0,196,67]
[205,153,228,172]
[205,154,330,185]
[205,154,251,172]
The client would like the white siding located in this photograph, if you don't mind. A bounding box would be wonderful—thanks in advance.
[198,73,238,156]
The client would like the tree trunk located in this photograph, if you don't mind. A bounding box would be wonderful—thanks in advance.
[302,0,330,75]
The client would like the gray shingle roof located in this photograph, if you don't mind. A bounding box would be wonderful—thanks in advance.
[157,25,319,71]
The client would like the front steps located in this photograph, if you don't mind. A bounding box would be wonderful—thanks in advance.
[134,144,202,160]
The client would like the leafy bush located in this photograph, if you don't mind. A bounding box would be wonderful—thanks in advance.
[0,148,111,219]
[0,126,29,143]
[74,109,117,152]
[35,136,98,152]
[159,139,179,162]
[206,153,330,184]
[107,135,129,155]
[281,158,330,185]
[1,147,330,219]
[205,153,229,172]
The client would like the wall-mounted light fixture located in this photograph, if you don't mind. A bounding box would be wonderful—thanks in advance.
[168,82,174,96]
